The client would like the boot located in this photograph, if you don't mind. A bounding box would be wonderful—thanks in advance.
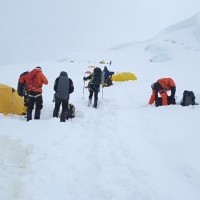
[93,99,97,108]
[88,98,92,106]
[60,111,66,122]
[34,109,41,120]
[65,108,70,120]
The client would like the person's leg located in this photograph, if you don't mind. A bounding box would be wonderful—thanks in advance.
[27,97,35,121]
[168,96,176,105]
[155,97,162,107]
[60,99,68,122]
[89,89,93,100]
[93,89,99,108]
[53,97,62,117]
[88,89,93,105]
[35,95,43,119]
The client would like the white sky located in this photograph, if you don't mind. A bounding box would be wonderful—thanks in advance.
[0,0,200,64]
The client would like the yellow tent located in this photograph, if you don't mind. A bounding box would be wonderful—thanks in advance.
[0,84,24,115]
[111,72,137,82]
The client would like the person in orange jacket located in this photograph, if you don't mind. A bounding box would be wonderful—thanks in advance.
[26,66,48,121]
[149,78,176,107]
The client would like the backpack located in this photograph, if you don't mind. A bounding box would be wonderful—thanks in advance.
[26,70,39,91]
[180,90,196,106]
[92,67,102,85]
[66,104,75,119]
[17,71,29,96]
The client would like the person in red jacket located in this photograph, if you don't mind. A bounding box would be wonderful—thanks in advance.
[149,78,176,107]
[26,66,48,121]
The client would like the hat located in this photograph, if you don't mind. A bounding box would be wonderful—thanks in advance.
[151,83,155,89]
[36,66,41,69]
[151,82,161,91]
[60,71,68,77]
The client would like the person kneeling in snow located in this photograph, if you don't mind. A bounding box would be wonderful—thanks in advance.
[149,78,176,107]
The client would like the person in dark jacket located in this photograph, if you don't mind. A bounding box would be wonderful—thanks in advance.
[83,67,102,108]
[102,66,114,87]
[53,71,74,122]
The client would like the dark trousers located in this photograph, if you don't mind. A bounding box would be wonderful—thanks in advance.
[53,97,69,122]
[27,92,43,121]
[88,83,100,107]
[89,88,99,108]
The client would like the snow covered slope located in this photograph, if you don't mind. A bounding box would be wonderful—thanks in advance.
[144,12,200,62]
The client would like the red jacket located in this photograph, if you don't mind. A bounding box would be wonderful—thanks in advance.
[149,78,176,106]
[26,68,48,93]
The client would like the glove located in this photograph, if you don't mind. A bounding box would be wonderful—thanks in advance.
[83,77,86,81]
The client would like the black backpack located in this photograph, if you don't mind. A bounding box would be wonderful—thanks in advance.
[17,71,29,96]
[66,104,75,119]
[180,90,196,106]
[92,67,102,85]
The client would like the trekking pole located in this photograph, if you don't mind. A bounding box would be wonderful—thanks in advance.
[82,81,85,99]
[102,85,103,100]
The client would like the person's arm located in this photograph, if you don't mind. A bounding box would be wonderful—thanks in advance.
[160,91,168,105]
[170,86,176,97]
[149,91,156,105]
[69,79,74,94]
[83,74,91,81]
[41,73,48,85]
[54,78,59,92]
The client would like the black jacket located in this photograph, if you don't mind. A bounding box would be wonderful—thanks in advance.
[54,73,74,100]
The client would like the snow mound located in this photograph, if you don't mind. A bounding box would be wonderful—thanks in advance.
[0,136,31,200]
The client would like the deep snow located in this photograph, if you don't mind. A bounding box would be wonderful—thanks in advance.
[1,10,200,200]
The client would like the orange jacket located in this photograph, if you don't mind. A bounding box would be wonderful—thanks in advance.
[149,78,176,106]
[26,68,48,93]
[157,78,176,91]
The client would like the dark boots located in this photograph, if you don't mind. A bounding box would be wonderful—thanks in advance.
[27,109,41,121]
[93,98,98,108]
[60,108,68,122]
[88,98,92,106]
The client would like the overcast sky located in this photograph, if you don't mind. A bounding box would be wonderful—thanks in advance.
[0,0,200,65]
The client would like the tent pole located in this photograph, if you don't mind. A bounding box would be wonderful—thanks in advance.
[11,88,15,118]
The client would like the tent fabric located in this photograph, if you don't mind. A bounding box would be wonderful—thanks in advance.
[111,72,137,82]
[0,84,24,115]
